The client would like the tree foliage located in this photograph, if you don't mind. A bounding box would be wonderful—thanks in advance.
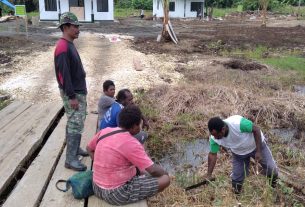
[115,0,152,10]
[206,0,304,10]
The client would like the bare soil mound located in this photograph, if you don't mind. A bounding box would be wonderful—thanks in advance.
[222,59,267,70]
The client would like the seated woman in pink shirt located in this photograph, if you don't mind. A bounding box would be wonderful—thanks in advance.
[87,105,170,205]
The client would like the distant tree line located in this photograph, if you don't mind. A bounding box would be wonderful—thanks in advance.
[206,0,305,10]
[115,0,152,10]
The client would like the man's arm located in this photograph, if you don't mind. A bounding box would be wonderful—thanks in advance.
[142,115,149,130]
[252,125,262,162]
[145,164,168,177]
[146,164,170,192]
[207,152,217,178]
[86,146,94,160]
[56,52,78,109]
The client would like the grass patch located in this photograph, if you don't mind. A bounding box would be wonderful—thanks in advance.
[264,56,305,73]
[222,46,305,76]
[0,90,11,111]
[114,8,152,18]
[273,5,305,17]
[0,100,10,111]
[27,11,39,18]
[213,7,239,18]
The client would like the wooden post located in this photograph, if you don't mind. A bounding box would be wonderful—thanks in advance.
[297,0,301,19]
[260,0,269,27]
[25,16,28,39]
[16,17,19,34]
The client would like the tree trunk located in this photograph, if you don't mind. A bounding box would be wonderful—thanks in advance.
[162,0,171,41]
[260,0,269,27]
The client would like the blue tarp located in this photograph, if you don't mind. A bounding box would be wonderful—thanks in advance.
[0,0,15,10]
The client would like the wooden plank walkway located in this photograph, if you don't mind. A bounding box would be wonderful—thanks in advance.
[3,116,67,207]
[0,101,148,207]
[0,101,62,196]
[40,114,97,207]
[0,101,32,130]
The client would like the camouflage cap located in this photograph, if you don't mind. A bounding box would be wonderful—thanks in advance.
[58,12,80,28]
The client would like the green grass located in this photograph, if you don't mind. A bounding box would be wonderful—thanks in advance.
[264,56,305,73]
[272,5,305,16]
[213,6,305,18]
[27,11,39,18]
[114,8,152,18]
[213,7,239,18]
[222,46,305,75]
[0,98,11,111]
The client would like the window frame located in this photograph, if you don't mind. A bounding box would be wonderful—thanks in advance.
[45,0,57,11]
[169,1,175,12]
[97,0,109,12]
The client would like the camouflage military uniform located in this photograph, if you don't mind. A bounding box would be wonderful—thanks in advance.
[60,90,87,134]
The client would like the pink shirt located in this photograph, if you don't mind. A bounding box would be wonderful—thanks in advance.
[87,127,154,189]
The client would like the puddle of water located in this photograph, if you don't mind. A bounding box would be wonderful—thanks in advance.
[157,139,210,187]
[271,128,297,143]
[294,85,305,95]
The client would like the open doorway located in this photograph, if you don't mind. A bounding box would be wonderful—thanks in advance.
[69,0,84,21]
[190,2,203,18]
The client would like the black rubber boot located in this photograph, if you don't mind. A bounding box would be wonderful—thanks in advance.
[65,133,87,171]
[270,175,278,188]
[232,182,243,195]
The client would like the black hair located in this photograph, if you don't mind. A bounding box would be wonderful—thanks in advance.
[116,89,131,102]
[59,23,71,32]
[103,80,115,91]
[118,105,142,129]
[208,117,225,133]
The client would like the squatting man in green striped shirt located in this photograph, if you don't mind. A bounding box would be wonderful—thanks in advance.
[205,115,278,194]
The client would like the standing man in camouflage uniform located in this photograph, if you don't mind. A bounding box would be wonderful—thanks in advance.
[54,12,88,171]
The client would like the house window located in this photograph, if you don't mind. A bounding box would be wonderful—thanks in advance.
[97,0,108,12]
[45,0,57,11]
[69,0,84,7]
[190,2,202,12]
[169,2,175,11]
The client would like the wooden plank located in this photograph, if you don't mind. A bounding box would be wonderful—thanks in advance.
[0,104,44,150]
[88,196,148,207]
[0,102,62,195]
[40,114,97,207]
[2,117,67,207]
[0,101,32,129]
[0,101,22,120]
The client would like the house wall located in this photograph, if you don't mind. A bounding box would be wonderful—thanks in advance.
[39,0,113,21]
[39,0,60,20]
[153,0,204,18]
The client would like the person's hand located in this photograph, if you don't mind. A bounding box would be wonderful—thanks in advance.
[255,151,262,163]
[142,118,150,130]
[69,98,79,110]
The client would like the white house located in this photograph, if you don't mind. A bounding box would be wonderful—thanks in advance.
[39,0,113,21]
[153,0,204,18]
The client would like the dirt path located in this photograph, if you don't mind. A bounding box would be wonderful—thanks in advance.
[0,31,181,111]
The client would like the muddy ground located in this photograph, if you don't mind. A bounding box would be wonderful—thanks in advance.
[1,14,305,206]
